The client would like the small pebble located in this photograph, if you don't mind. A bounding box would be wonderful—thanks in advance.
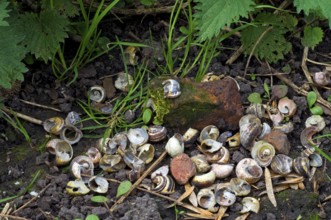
[170,153,196,185]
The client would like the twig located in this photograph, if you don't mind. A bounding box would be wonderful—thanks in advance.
[301,47,320,96]
[19,99,61,112]
[0,214,28,220]
[216,206,228,220]
[109,151,168,212]
[306,58,331,67]
[2,107,43,125]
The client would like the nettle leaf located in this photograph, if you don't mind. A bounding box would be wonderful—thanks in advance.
[294,0,331,27]
[41,0,80,18]
[0,21,28,89]
[241,13,295,63]
[301,26,324,49]
[116,180,132,198]
[0,1,10,26]
[21,10,70,62]
[193,0,255,41]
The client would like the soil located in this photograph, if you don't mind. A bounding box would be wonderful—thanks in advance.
[1,3,331,220]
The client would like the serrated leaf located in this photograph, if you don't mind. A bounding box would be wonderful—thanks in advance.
[91,195,109,203]
[0,1,10,26]
[301,26,324,49]
[193,0,255,41]
[247,92,262,104]
[143,108,152,124]
[116,180,132,198]
[20,10,69,62]
[310,105,323,115]
[307,91,317,108]
[86,214,100,220]
[41,0,79,17]
[294,0,331,27]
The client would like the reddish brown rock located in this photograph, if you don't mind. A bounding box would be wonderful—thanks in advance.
[149,77,243,132]
[262,129,291,155]
[170,153,196,185]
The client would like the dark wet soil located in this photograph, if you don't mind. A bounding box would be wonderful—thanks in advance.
[1,4,331,220]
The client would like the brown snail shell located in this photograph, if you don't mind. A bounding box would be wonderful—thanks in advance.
[236,158,263,184]
[199,125,220,143]
[151,175,175,194]
[215,183,236,207]
[191,170,216,188]
[88,176,109,193]
[70,155,94,182]
[148,125,167,142]
[204,146,230,164]
[43,117,64,135]
[86,147,102,165]
[88,86,106,103]
[99,154,126,172]
[274,122,294,134]
[293,156,310,177]
[229,178,251,196]
[60,125,83,145]
[239,114,262,150]
[278,97,297,117]
[300,126,320,151]
[270,154,293,175]
[251,141,276,167]
[66,180,90,196]
[162,79,181,98]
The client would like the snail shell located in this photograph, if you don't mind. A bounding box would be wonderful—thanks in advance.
[236,158,263,184]
[114,72,134,92]
[137,143,155,164]
[60,125,83,145]
[268,111,284,126]
[46,138,68,155]
[274,122,294,134]
[43,117,64,135]
[88,86,106,103]
[197,188,217,211]
[251,141,276,167]
[211,164,234,179]
[199,125,220,143]
[305,115,325,132]
[118,148,145,174]
[270,154,293,175]
[183,127,199,145]
[218,131,233,145]
[99,154,126,172]
[258,122,271,139]
[309,153,323,167]
[239,114,262,150]
[215,183,236,207]
[127,128,149,147]
[151,165,169,179]
[278,97,297,117]
[55,140,73,166]
[313,71,330,86]
[240,197,260,214]
[162,79,181,98]
[246,103,266,118]
[293,156,311,177]
[191,170,216,188]
[151,175,175,194]
[70,156,94,182]
[88,176,109,194]
[191,154,211,173]
[229,178,251,196]
[148,125,167,142]
[204,146,230,164]
[226,132,240,148]
[201,73,221,82]
[198,139,222,154]
[65,111,82,129]
[86,147,102,165]
[165,133,184,157]
[300,126,320,152]
[66,180,90,196]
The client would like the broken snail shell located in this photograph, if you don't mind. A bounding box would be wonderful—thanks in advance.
[148,125,167,142]
[70,156,94,182]
[204,146,230,164]
[313,70,330,86]
[218,131,233,145]
[191,170,216,188]
[137,143,155,164]
[258,122,271,139]
[251,141,276,167]
[240,197,260,214]
[66,180,90,196]
[246,103,266,118]
[236,158,263,184]
[165,133,184,157]
[43,117,64,135]
[199,125,220,143]
[278,97,297,117]
[293,156,311,177]
[114,72,134,92]
[65,111,82,129]
[201,73,221,82]
[99,154,126,172]
[183,127,199,145]
[305,115,325,132]
[226,132,240,147]
[215,183,236,207]
[191,154,211,173]
[274,121,294,134]
[197,188,217,211]
[88,86,106,103]
[88,176,109,193]
[162,79,181,98]
[151,165,169,179]
[151,175,175,194]
[270,154,293,175]
[309,153,323,167]
[55,141,73,166]
[268,111,284,126]
[239,114,262,150]
[86,147,102,165]
[229,178,251,196]
[127,128,149,147]
[211,164,234,179]
[46,138,69,155]
[60,125,83,145]
[118,148,145,174]
[198,139,222,154]
[300,126,321,151]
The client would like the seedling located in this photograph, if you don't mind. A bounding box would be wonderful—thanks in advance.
[116,180,132,198]
[307,91,323,115]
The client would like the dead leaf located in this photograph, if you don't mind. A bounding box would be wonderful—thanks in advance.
[265,167,277,207]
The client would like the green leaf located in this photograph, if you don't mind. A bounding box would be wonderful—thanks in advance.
[116,180,132,198]
[41,0,80,17]
[310,105,323,115]
[91,195,109,203]
[327,95,331,102]
[294,0,331,27]
[0,1,10,26]
[143,108,152,124]
[86,214,100,220]
[263,82,270,99]
[20,10,70,62]
[301,26,324,49]
[193,0,255,41]
[140,0,155,7]
[307,91,317,108]
[247,92,262,104]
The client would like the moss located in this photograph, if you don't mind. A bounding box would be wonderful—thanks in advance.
[148,88,170,125]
